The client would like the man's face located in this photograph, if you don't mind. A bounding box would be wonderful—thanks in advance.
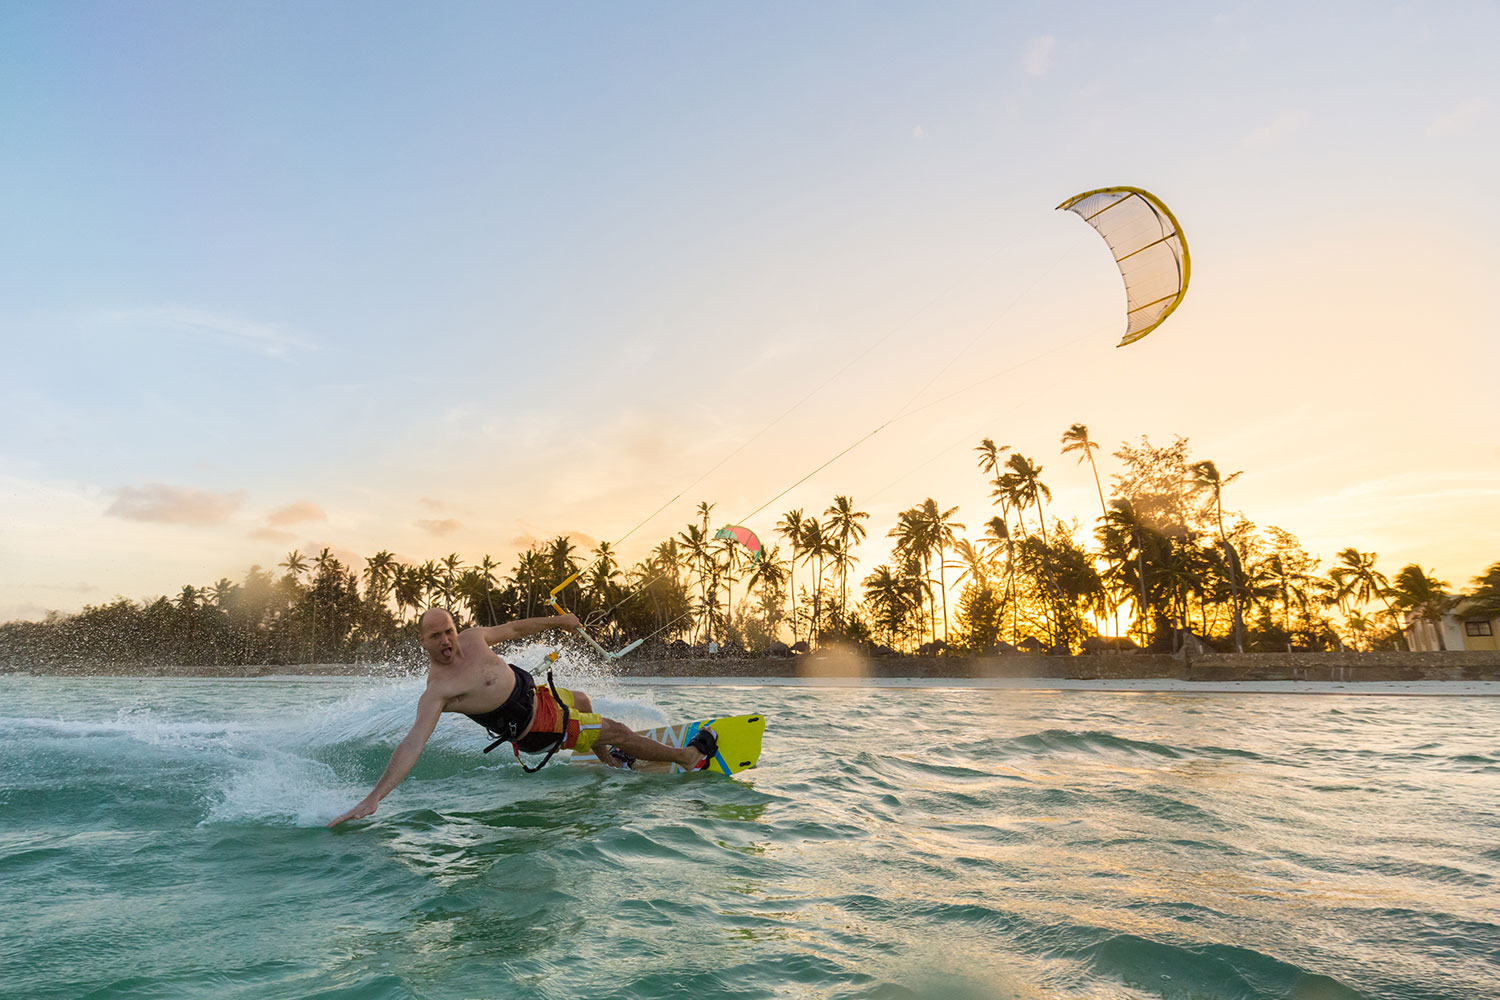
[419,612,459,665]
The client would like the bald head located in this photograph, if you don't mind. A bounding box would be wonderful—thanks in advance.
[416,608,459,665]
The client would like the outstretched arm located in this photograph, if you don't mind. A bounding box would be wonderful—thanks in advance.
[475,613,580,645]
[329,689,445,827]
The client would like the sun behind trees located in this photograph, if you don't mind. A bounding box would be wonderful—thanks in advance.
[4,428,1495,668]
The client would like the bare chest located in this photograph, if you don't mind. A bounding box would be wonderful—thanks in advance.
[444,658,516,716]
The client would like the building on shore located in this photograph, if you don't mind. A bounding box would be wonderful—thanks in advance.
[1405,599,1500,652]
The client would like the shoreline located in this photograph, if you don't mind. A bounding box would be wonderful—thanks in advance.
[608,676,1500,696]
[4,670,1497,697]
[6,649,1500,687]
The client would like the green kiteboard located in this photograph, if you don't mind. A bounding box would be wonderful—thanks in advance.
[569,713,765,775]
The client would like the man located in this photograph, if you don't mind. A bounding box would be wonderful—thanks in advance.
[328,608,716,827]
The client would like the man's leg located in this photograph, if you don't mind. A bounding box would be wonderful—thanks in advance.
[596,717,705,770]
[566,689,707,769]
[568,691,626,768]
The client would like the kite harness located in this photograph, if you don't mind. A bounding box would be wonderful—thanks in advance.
[465,663,572,774]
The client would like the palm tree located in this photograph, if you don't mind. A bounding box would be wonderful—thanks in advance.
[176,584,201,657]
[919,499,963,641]
[302,548,340,662]
[588,541,621,611]
[1061,424,1107,516]
[776,509,807,644]
[799,518,835,646]
[1344,610,1373,651]
[863,565,915,647]
[714,531,743,632]
[677,524,713,642]
[1260,549,1318,649]
[210,577,236,609]
[1153,534,1201,645]
[948,537,992,591]
[279,550,308,583]
[417,560,441,610]
[627,541,690,641]
[440,553,463,606]
[1191,460,1244,651]
[1468,562,1500,618]
[824,496,870,627]
[653,537,684,590]
[392,564,421,623]
[1098,500,1156,645]
[456,569,493,625]
[888,507,933,642]
[742,545,788,634]
[511,548,549,617]
[975,438,1009,479]
[1390,564,1451,650]
[997,455,1062,641]
[546,536,579,593]
[1000,454,1052,546]
[363,551,396,607]
[980,455,1021,643]
[982,515,1018,645]
[476,554,501,624]
[1329,548,1402,645]
[176,584,200,613]
[309,548,339,650]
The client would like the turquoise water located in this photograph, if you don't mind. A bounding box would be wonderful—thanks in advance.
[2,670,1498,1000]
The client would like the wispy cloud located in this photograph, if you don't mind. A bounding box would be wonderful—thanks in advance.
[1241,109,1308,149]
[267,501,327,526]
[0,601,52,623]
[106,482,244,525]
[96,306,315,359]
[1317,469,1500,505]
[302,541,365,565]
[33,581,99,593]
[1428,98,1488,137]
[1022,36,1055,77]
[416,518,463,537]
[249,526,295,543]
[509,528,598,552]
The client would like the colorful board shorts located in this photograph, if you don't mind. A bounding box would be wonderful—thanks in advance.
[515,683,603,755]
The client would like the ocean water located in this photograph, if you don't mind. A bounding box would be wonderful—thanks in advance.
[2,665,1498,1000]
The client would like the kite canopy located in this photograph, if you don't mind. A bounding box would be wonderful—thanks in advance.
[714,525,763,562]
[1057,186,1190,347]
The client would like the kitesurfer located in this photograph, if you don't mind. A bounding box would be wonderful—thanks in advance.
[328,608,716,827]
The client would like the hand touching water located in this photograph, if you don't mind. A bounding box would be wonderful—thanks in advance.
[328,796,377,827]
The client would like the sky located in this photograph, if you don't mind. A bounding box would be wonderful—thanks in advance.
[2,1,1498,622]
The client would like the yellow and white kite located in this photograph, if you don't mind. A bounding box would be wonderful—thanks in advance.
[1057,186,1190,346]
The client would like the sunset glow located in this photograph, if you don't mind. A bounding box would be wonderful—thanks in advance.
[2,2,1496,630]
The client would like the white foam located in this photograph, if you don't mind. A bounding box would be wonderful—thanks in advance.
[5,652,682,828]
[203,747,356,827]
[0,715,247,739]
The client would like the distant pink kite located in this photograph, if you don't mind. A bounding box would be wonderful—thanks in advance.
[714,525,763,562]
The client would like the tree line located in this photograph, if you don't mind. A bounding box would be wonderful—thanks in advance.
[4,427,1497,668]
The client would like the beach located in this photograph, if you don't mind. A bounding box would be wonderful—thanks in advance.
[9,647,1500,686]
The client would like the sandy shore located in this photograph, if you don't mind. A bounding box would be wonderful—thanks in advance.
[5,665,1500,696]
[608,676,1500,696]
[7,649,1500,689]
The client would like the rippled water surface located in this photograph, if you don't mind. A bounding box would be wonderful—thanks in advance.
[2,670,1498,1000]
